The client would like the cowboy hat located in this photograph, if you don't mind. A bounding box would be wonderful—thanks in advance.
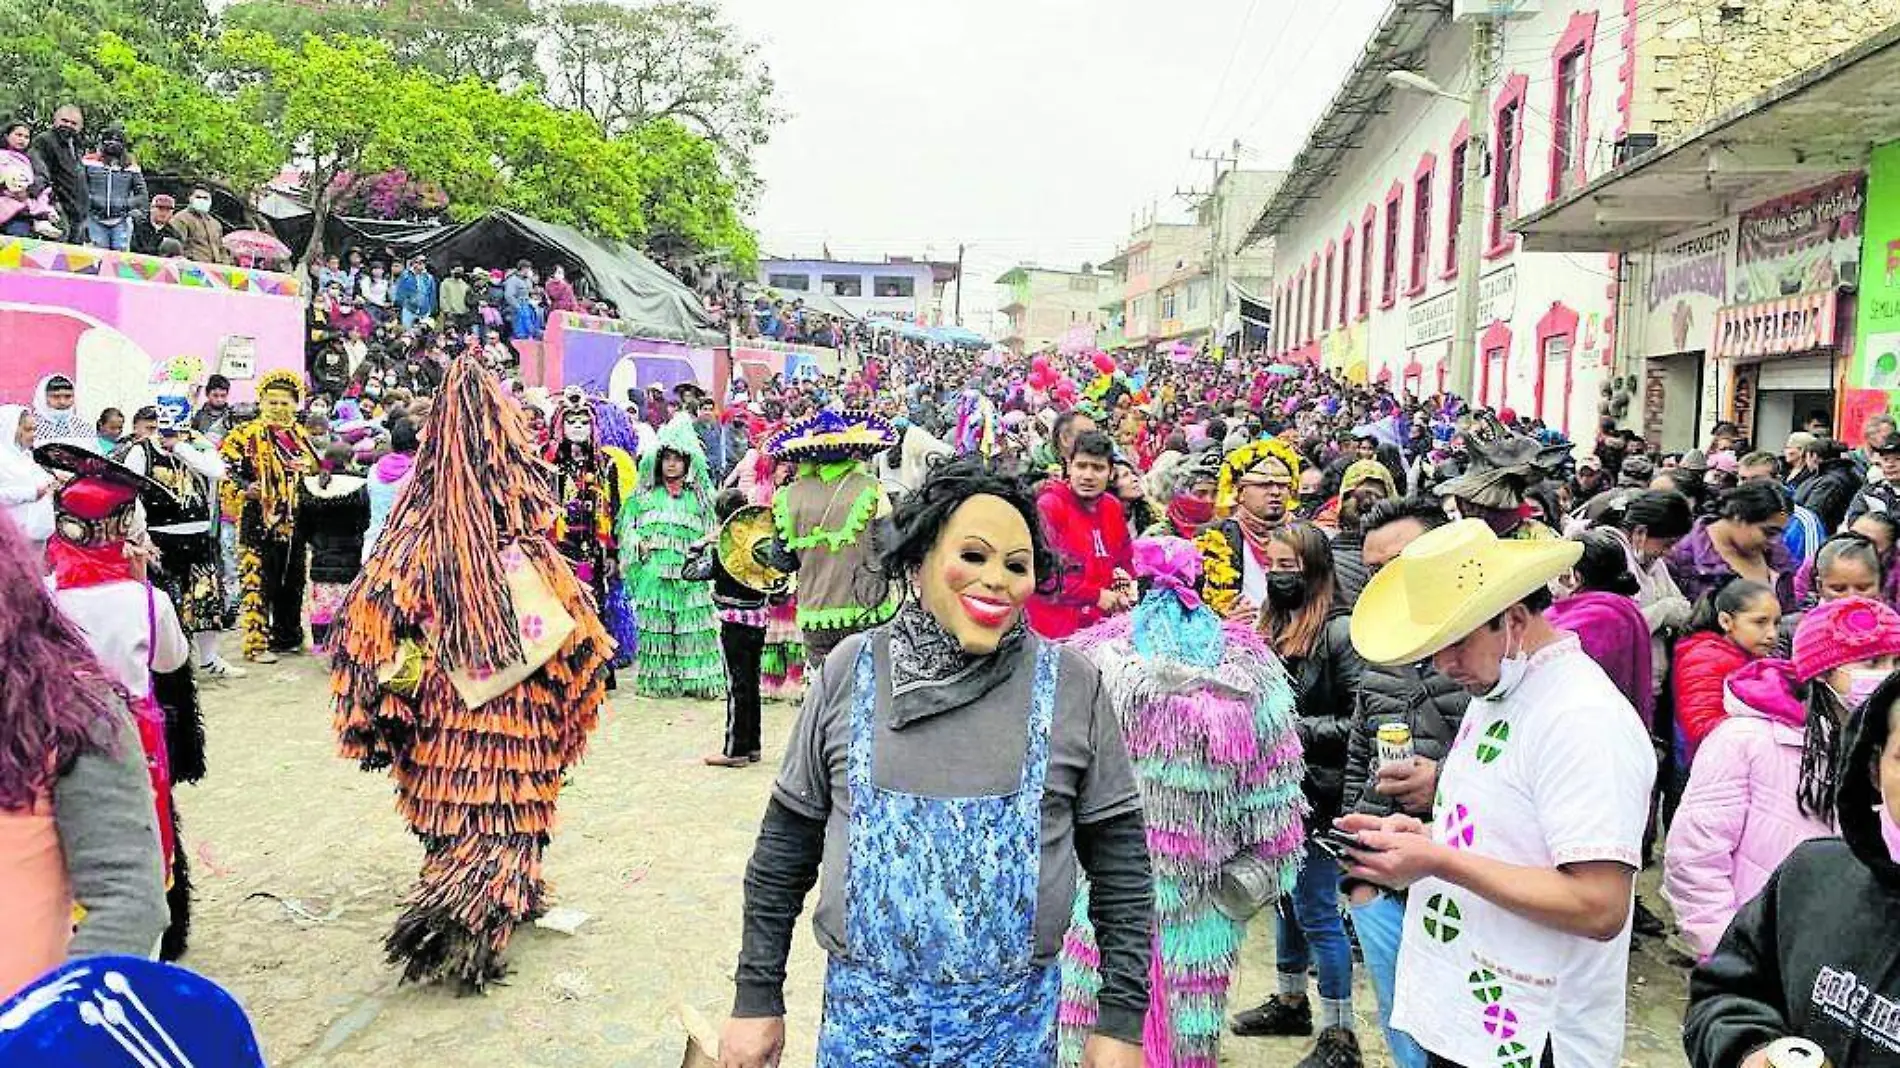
[766,409,898,463]
[1349,518,1581,665]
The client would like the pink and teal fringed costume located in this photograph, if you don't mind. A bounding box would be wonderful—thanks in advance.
[1059,538,1308,1068]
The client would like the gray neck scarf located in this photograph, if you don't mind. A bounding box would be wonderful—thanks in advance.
[886,595,1026,730]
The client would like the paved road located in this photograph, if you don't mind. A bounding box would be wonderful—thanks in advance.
[177,647,1691,1067]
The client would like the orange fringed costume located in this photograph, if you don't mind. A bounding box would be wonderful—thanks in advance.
[329,356,612,990]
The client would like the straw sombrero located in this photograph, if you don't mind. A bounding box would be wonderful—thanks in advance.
[1349,518,1581,665]
[766,409,898,463]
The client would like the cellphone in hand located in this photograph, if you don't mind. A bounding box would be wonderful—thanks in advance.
[1312,828,1375,863]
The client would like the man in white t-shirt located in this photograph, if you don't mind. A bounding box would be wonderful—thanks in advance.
[1342,519,1656,1068]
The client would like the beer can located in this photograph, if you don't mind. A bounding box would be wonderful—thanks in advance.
[1377,722,1415,768]
[1764,1038,1829,1068]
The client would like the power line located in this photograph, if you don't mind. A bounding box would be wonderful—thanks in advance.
[1202,0,1312,144]
[1189,0,1267,149]
[1229,0,1390,161]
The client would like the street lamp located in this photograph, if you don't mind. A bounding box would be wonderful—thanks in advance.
[1384,70,1467,103]
[1385,25,1495,404]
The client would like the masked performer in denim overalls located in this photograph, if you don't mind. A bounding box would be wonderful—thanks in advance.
[720,454,1155,1068]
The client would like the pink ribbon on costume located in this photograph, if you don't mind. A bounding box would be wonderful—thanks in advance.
[1133,536,1203,611]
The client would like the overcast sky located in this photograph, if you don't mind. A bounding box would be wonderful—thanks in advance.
[720,0,1392,329]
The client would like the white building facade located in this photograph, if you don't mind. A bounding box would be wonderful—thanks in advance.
[1260,0,1639,438]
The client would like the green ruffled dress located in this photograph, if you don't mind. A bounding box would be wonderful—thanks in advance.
[619,423,726,699]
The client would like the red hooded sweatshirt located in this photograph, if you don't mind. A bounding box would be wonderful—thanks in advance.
[1028,479,1132,639]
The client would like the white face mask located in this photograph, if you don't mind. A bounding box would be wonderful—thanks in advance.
[1480,617,1530,702]
[563,420,591,444]
[1833,667,1891,710]
[188,196,212,213]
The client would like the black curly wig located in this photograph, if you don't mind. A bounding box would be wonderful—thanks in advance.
[875,453,1064,602]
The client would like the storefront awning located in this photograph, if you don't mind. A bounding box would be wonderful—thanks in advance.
[1513,21,1900,254]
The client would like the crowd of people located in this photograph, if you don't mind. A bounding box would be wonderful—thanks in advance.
[5,291,1900,1068]
[1,105,242,263]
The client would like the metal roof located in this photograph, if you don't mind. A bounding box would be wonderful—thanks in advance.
[1513,20,1900,253]
[1239,0,1452,249]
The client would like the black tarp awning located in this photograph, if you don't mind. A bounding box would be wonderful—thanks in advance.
[257,203,724,345]
[375,210,724,345]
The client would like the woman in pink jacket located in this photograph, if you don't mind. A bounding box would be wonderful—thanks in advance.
[1664,595,1900,959]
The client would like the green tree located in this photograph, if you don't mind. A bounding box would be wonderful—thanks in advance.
[435,76,649,240]
[540,0,781,194]
[629,118,756,271]
[0,0,210,123]
[213,30,480,259]
[61,33,280,190]
[218,0,538,86]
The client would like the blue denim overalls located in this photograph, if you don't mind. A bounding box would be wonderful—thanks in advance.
[815,639,1062,1066]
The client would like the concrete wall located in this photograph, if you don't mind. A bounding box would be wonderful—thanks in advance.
[1632,0,1900,141]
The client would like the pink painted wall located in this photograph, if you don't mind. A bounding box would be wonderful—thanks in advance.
[0,263,304,418]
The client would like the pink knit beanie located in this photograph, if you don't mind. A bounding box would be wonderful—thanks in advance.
[1792,597,1900,683]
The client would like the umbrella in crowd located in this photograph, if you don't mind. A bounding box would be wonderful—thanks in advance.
[221,229,292,262]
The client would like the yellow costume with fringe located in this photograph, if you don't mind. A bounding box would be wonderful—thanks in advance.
[218,370,317,656]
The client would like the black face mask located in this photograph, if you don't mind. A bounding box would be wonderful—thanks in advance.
[1266,572,1307,610]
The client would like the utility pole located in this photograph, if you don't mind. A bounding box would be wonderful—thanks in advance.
[953,242,966,326]
[1182,139,1242,356]
[1448,17,1497,402]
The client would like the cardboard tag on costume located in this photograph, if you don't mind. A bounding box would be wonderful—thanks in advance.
[444,544,576,709]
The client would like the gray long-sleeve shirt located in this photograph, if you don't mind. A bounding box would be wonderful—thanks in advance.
[60,697,169,959]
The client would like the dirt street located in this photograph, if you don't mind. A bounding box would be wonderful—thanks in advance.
[176,646,1692,1067]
